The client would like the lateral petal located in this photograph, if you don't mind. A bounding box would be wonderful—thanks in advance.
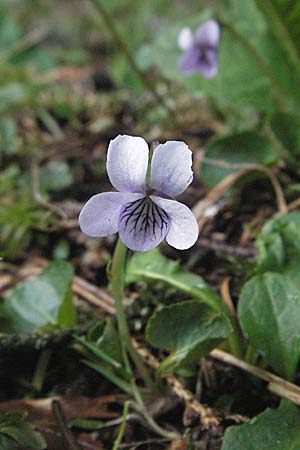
[151,196,198,250]
[79,192,144,237]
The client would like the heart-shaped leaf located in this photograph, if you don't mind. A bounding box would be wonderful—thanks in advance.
[268,112,300,160]
[222,400,300,450]
[256,211,300,273]
[0,261,76,333]
[0,410,46,450]
[146,300,232,372]
[238,272,300,380]
[201,131,279,188]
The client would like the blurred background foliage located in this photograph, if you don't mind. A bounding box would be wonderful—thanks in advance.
[1,0,300,259]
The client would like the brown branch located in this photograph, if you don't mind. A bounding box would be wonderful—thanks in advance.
[210,349,300,405]
[193,163,287,230]
[133,341,247,429]
[52,400,82,450]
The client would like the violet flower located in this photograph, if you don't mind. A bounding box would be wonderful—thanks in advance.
[178,19,220,78]
[79,135,198,252]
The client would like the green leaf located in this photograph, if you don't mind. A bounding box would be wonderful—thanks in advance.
[85,318,124,367]
[146,300,232,371]
[126,248,223,311]
[39,160,73,193]
[269,112,300,157]
[255,212,300,273]
[0,410,46,450]
[255,0,300,72]
[69,417,105,430]
[201,130,279,187]
[222,400,300,450]
[0,117,19,155]
[0,261,76,333]
[238,272,300,379]
[0,83,29,113]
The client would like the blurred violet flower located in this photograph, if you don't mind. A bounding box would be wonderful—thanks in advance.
[178,19,220,78]
[79,135,198,252]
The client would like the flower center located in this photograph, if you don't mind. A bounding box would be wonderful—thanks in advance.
[198,45,214,64]
[146,188,156,196]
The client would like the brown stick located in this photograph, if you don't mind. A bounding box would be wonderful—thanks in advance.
[193,163,287,230]
[210,349,300,405]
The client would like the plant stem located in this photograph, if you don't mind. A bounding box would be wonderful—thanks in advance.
[31,348,52,393]
[90,0,178,126]
[131,381,179,440]
[112,401,129,450]
[227,316,244,359]
[52,400,81,450]
[217,17,289,112]
[111,238,153,387]
[244,345,257,365]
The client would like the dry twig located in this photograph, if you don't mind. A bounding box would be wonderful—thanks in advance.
[192,163,287,230]
[210,349,300,405]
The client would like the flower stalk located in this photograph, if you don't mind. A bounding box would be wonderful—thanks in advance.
[111,238,153,387]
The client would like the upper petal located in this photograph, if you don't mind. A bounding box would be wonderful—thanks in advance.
[79,191,144,237]
[151,196,199,250]
[118,197,170,251]
[107,135,149,193]
[177,27,194,50]
[194,19,220,48]
[149,141,193,197]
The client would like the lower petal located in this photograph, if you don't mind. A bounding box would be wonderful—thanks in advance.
[79,192,144,237]
[197,48,218,78]
[151,196,199,250]
[118,198,170,252]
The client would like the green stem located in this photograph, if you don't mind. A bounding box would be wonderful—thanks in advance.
[31,348,52,393]
[227,315,244,359]
[111,238,153,387]
[211,297,244,358]
[112,401,129,450]
[131,381,179,440]
[245,344,257,365]
[90,0,178,126]
[217,17,289,112]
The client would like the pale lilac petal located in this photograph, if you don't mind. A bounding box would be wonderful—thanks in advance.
[118,197,170,251]
[107,135,149,193]
[197,48,218,78]
[151,196,198,250]
[178,46,200,75]
[177,27,194,50]
[149,141,193,197]
[79,192,144,237]
[194,19,220,48]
